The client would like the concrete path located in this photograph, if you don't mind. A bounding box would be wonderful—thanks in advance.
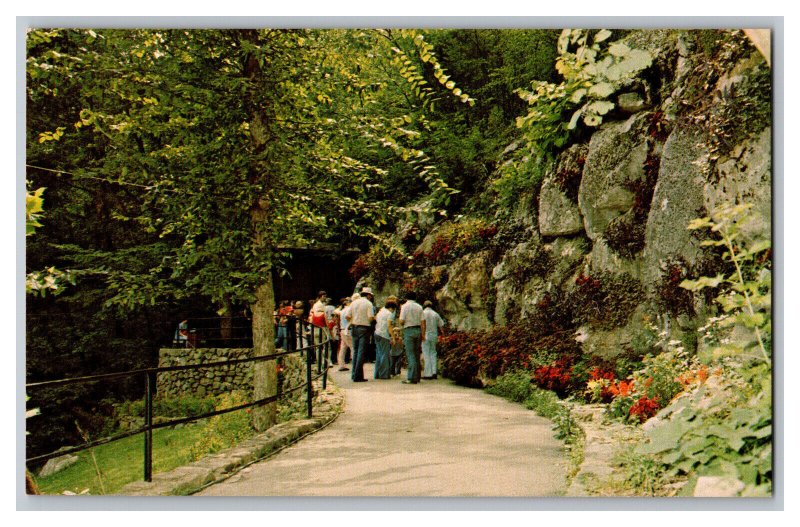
[197,364,568,497]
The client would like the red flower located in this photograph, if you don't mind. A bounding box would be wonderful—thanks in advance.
[588,367,615,381]
[629,396,660,423]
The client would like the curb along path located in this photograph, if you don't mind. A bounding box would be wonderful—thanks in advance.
[197,364,568,497]
[118,378,344,496]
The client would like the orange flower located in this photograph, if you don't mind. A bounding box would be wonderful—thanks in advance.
[609,379,635,397]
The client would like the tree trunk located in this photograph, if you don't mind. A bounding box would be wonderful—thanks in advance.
[220,294,233,341]
[242,29,278,432]
[250,273,277,431]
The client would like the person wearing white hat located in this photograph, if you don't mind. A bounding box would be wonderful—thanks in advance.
[346,288,374,382]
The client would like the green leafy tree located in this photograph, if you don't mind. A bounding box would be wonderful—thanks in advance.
[26,28,470,431]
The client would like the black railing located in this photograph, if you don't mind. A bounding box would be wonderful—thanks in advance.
[26,318,331,483]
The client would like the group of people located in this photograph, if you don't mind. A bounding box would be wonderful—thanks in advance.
[275,288,446,385]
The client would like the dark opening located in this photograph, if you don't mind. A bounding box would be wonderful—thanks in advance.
[272,249,360,307]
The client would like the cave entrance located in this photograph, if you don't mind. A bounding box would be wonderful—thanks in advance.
[272,246,360,307]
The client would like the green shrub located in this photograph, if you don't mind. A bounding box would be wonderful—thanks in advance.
[115,394,218,421]
[632,202,772,495]
[487,371,579,444]
[188,391,255,461]
[525,387,577,443]
[634,352,686,407]
[411,217,498,267]
[637,363,771,496]
[613,450,666,496]
[486,370,533,403]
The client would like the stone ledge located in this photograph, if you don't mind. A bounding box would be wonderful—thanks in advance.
[565,403,640,497]
[116,379,344,496]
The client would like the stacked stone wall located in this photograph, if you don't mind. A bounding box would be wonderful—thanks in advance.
[156,348,308,400]
[157,348,254,399]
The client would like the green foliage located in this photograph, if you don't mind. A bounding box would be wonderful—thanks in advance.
[680,202,771,363]
[115,394,218,420]
[487,371,580,444]
[495,30,652,205]
[634,352,687,408]
[25,27,478,450]
[485,370,534,403]
[612,449,666,496]
[422,29,559,212]
[25,184,77,296]
[637,363,771,496]
[623,202,773,496]
[188,391,255,461]
[26,185,45,236]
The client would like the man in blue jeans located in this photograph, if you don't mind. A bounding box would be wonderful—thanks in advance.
[398,291,426,384]
[346,288,375,382]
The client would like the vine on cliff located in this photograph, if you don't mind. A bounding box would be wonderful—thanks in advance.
[493,29,652,206]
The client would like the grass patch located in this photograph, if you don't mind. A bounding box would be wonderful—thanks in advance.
[32,389,312,495]
[32,422,213,495]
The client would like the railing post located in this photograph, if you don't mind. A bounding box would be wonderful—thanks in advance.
[143,371,154,482]
[322,338,328,390]
[306,323,313,419]
[314,327,322,373]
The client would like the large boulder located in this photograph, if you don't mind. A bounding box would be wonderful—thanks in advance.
[437,251,492,331]
[642,127,709,283]
[577,304,651,359]
[538,144,587,236]
[542,236,591,288]
[493,273,548,327]
[508,189,540,230]
[693,476,745,497]
[705,126,771,242]
[38,453,80,477]
[538,179,584,236]
[587,237,645,282]
[578,114,650,241]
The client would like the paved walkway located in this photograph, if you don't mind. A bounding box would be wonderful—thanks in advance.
[197,363,568,497]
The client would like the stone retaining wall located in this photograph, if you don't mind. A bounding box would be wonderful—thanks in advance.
[157,348,308,400]
[157,348,253,398]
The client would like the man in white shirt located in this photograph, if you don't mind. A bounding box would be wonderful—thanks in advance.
[398,291,425,384]
[346,288,375,382]
[421,301,446,379]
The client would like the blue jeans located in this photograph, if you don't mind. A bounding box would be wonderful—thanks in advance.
[351,325,371,381]
[422,337,438,377]
[274,325,287,349]
[374,334,391,379]
[403,327,422,383]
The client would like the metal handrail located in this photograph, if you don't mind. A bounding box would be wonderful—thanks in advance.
[26,317,331,482]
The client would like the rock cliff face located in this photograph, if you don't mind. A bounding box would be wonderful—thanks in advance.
[373,30,771,359]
